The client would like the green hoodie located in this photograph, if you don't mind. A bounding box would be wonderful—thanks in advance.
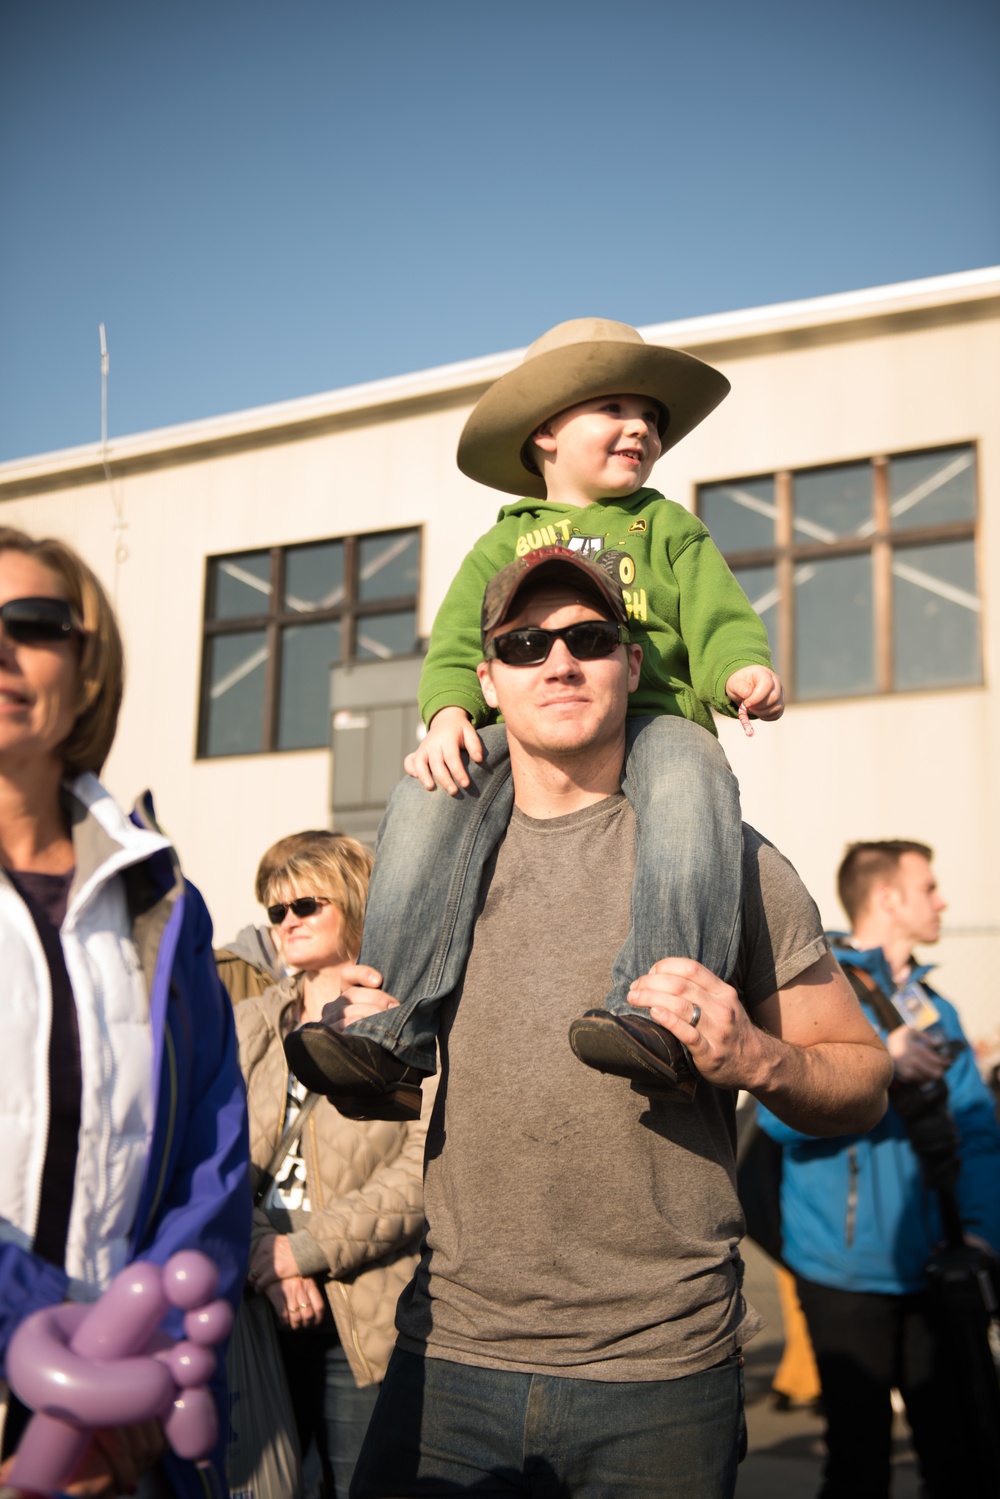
[419,488,773,737]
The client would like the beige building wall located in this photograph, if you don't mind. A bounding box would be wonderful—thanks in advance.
[1,268,997,1047]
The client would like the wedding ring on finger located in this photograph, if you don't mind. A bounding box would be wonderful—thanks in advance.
[690,1004,702,1029]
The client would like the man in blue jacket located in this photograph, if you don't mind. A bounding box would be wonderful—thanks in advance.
[759,839,1000,1499]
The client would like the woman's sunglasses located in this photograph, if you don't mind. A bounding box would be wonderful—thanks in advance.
[0,597,79,645]
[267,896,331,925]
[484,620,631,668]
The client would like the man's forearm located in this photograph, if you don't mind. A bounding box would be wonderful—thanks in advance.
[749,1034,892,1137]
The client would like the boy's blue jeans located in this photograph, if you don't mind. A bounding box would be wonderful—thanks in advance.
[350,716,743,1072]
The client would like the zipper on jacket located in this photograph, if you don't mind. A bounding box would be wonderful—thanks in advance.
[845,1146,859,1248]
[335,1278,376,1386]
[144,1022,179,1232]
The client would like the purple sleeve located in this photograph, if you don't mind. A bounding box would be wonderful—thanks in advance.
[0,1242,70,1377]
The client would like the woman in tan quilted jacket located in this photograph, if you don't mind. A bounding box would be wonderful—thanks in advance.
[236,832,431,1499]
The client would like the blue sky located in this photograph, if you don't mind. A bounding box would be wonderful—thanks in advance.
[1,0,997,462]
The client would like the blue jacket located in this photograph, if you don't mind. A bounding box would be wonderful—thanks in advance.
[0,791,250,1498]
[757,940,1000,1296]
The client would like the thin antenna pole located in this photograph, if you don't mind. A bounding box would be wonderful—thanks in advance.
[99,322,109,458]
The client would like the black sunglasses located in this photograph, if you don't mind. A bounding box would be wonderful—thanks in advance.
[266,896,331,925]
[484,620,631,667]
[0,597,79,645]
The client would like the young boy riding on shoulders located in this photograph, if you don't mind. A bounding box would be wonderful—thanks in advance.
[286,317,783,1120]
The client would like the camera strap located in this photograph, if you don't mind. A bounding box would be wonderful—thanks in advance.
[840,961,905,1033]
[842,957,963,1205]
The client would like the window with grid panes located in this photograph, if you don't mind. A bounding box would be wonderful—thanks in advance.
[198,529,420,756]
[696,445,980,702]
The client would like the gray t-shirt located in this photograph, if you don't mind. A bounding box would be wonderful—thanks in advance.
[396,795,827,1381]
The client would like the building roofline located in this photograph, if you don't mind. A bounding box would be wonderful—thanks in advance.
[2,264,998,489]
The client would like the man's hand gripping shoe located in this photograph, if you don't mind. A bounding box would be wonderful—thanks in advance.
[568,1011,698,1098]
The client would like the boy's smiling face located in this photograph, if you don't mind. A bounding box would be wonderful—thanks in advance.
[531,393,664,506]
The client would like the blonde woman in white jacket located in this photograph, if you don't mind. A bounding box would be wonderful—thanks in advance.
[0,527,249,1499]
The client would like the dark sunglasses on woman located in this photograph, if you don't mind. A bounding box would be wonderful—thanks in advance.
[484,619,631,668]
[266,896,331,925]
[0,597,79,644]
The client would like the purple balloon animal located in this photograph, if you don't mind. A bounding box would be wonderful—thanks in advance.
[6,1251,233,1496]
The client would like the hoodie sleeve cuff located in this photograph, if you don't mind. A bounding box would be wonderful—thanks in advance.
[420,688,493,730]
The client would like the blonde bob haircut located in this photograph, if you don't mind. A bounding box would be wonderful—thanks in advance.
[254,828,333,906]
[0,527,124,777]
[266,831,374,958]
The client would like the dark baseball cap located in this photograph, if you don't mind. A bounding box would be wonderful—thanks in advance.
[480,546,628,647]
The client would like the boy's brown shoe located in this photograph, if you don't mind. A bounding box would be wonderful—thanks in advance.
[568,1011,698,1098]
[283,1024,426,1122]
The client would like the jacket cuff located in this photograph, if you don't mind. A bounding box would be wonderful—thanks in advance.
[286,1229,332,1277]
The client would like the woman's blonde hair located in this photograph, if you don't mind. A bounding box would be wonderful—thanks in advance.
[254,828,332,905]
[266,831,374,957]
[0,527,124,776]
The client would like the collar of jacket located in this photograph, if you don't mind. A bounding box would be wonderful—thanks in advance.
[496,486,662,524]
[59,774,175,915]
[126,790,185,987]
[827,931,936,994]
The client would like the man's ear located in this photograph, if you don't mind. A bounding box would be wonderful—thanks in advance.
[874,879,900,920]
[477,658,499,710]
[626,643,643,694]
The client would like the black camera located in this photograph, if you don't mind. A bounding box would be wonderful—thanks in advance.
[890,1076,961,1193]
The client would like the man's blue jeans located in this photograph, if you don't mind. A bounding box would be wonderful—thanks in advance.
[351,716,743,1071]
[349,1347,746,1498]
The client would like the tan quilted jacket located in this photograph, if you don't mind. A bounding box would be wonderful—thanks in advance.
[235,979,433,1387]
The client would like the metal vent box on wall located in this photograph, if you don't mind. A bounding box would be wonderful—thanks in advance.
[329,654,426,846]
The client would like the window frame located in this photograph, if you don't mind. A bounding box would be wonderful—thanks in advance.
[197,526,422,758]
[696,444,981,702]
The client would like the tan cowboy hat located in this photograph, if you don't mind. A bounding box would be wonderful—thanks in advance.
[457,317,730,500]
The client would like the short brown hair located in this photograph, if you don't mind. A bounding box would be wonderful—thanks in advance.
[837,840,934,924]
[254,829,334,905]
[266,831,374,957]
[0,527,124,776]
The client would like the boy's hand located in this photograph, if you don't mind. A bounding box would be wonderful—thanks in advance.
[726,666,784,731]
[403,706,483,794]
